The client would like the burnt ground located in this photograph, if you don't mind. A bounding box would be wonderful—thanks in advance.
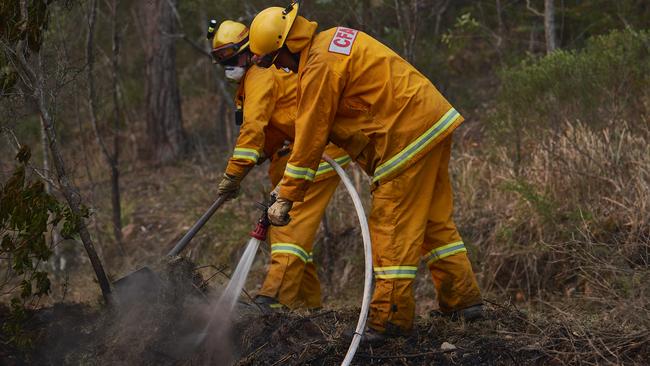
[231,305,544,366]
[2,301,543,366]
[223,301,650,366]
[4,257,647,366]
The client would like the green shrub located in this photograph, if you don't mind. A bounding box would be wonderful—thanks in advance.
[0,146,83,352]
[454,30,650,302]
[495,29,649,140]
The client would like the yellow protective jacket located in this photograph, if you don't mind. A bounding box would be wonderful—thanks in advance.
[224,65,349,183]
[277,17,464,202]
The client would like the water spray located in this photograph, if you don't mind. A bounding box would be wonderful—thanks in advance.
[214,194,279,314]
[239,157,372,365]
[199,157,371,365]
[194,196,276,346]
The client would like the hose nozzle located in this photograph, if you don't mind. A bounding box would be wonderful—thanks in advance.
[249,193,277,240]
[249,218,269,240]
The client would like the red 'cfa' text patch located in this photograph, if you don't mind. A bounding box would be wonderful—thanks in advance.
[328,27,358,55]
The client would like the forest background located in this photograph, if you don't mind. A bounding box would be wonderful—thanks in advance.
[1,0,649,364]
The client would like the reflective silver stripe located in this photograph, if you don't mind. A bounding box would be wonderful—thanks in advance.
[271,243,310,263]
[424,241,466,265]
[285,163,316,181]
[232,148,259,162]
[373,265,417,279]
[316,155,351,176]
[373,108,460,183]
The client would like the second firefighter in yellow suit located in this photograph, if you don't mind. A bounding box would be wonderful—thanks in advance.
[211,20,350,309]
[248,3,483,341]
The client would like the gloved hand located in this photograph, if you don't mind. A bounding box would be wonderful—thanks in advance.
[217,173,242,200]
[267,197,293,226]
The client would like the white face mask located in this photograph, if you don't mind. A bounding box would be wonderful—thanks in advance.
[224,66,246,83]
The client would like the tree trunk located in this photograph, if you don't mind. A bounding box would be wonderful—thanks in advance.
[544,0,557,53]
[39,94,113,304]
[10,0,112,303]
[109,0,124,250]
[86,0,124,253]
[34,53,113,304]
[394,0,419,64]
[211,68,235,150]
[432,0,450,39]
[360,0,372,34]
[141,0,185,163]
[41,116,65,272]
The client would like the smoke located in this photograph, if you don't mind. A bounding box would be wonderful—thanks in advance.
[95,240,262,365]
[97,258,232,365]
[191,238,261,363]
[197,239,260,338]
[178,291,236,365]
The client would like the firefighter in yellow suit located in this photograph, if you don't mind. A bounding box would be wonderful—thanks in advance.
[248,3,483,340]
[211,20,350,310]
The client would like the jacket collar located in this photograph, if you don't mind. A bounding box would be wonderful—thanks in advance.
[285,16,318,54]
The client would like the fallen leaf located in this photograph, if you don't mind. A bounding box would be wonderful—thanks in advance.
[440,341,457,351]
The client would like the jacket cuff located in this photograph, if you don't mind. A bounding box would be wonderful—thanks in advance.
[279,184,307,203]
[225,159,254,179]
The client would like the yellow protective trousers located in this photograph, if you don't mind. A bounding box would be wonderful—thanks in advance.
[368,135,482,333]
[258,172,340,309]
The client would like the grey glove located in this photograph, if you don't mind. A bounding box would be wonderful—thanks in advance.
[267,197,293,226]
[217,173,242,200]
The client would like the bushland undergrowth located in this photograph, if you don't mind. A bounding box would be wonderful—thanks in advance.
[0,146,84,352]
[453,29,649,337]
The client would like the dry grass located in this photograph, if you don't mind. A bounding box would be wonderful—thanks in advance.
[455,120,649,292]
[452,118,650,363]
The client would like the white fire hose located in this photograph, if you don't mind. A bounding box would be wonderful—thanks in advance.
[321,155,373,366]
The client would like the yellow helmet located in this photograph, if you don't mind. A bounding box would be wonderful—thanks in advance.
[249,2,299,56]
[211,20,250,64]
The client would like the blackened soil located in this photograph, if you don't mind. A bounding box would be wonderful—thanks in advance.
[232,305,545,366]
[1,302,98,366]
[5,291,644,365]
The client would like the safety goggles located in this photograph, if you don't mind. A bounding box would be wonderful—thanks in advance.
[219,55,243,67]
[211,38,248,64]
[252,50,279,68]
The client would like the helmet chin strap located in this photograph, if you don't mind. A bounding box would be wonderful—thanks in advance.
[245,52,254,68]
[274,47,299,73]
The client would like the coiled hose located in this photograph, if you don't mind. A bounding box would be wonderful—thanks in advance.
[321,155,373,366]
